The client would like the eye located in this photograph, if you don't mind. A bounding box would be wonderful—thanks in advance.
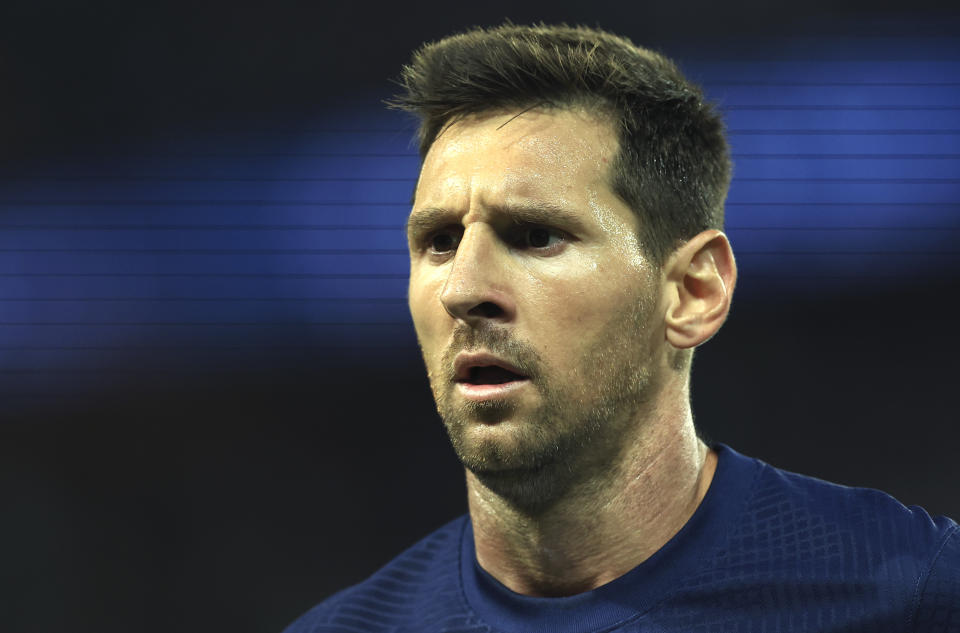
[516,226,566,251]
[428,229,461,254]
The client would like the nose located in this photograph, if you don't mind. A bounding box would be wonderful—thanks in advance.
[439,224,516,325]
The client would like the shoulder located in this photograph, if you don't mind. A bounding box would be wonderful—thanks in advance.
[725,448,959,627]
[912,521,960,631]
[280,515,470,633]
[747,452,955,555]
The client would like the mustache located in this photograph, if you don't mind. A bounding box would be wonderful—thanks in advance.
[441,324,542,380]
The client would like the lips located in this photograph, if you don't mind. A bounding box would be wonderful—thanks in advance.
[454,352,529,385]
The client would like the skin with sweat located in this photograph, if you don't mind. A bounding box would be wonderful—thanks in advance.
[406,107,734,597]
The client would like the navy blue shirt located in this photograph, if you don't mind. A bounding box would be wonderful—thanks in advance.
[284,445,960,632]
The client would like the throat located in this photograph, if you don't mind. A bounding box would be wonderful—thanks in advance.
[467,441,718,599]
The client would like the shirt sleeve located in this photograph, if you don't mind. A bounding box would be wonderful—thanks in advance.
[912,523,960,632]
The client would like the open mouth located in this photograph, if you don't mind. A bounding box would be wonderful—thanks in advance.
[464,365,527,385]
[453,353,531,399]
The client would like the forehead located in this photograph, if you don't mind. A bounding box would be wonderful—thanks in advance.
[415,107,619,208]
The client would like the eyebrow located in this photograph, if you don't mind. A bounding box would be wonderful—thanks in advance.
[405,207,450,240]
[405,201,587,239]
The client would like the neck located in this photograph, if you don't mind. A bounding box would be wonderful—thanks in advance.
[466,378,716,597]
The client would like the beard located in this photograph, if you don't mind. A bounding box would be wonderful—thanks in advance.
[423,300,655,513]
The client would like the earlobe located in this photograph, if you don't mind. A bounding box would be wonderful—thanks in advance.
[663,230,737,349]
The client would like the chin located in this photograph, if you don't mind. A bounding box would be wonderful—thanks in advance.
[442,402,555,469]
[446,418,580,511]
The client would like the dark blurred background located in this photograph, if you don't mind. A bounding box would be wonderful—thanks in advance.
[1,2,958,632]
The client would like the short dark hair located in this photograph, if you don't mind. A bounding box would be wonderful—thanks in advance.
[387,22,731,266]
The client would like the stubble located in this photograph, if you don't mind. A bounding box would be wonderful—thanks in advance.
[424,299,655,513]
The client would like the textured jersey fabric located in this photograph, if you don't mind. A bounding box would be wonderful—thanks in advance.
[283,444,960,632]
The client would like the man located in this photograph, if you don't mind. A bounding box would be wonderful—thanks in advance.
[285,23,960,632]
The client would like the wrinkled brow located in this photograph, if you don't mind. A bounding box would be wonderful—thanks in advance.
[405,207,453,241]
[406,202,587,240]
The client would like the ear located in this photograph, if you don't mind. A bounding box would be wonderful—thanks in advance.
[662,230,737,349]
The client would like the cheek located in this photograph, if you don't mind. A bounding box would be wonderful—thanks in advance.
[524,265,611,342]
[408,274,446,347]
[523,260,650,363]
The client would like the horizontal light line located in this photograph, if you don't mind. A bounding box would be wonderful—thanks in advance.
[0,224,404,231]
[736,250,960,254]
[705,82,960,87]
[722,105,960,111]
[0,367,409,373]
[0,177,417,183]
[726,202,959,206]
[0,152,419,159]
[726,226,960,230]
[747,274,960,278]
[0,321,411,325]
[0,345,416,350]
[0,273,407,278]
[731,154,960,159]
[207,129,408,133]
[728,129,960,135]
[736,178,960,183]
[0,200,410,206]
[0,248,408,254]
[0,297,407,302]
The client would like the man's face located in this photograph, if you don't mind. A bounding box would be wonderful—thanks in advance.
[407,107,664,507]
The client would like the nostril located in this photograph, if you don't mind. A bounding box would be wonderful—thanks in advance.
[469,302,504,319]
